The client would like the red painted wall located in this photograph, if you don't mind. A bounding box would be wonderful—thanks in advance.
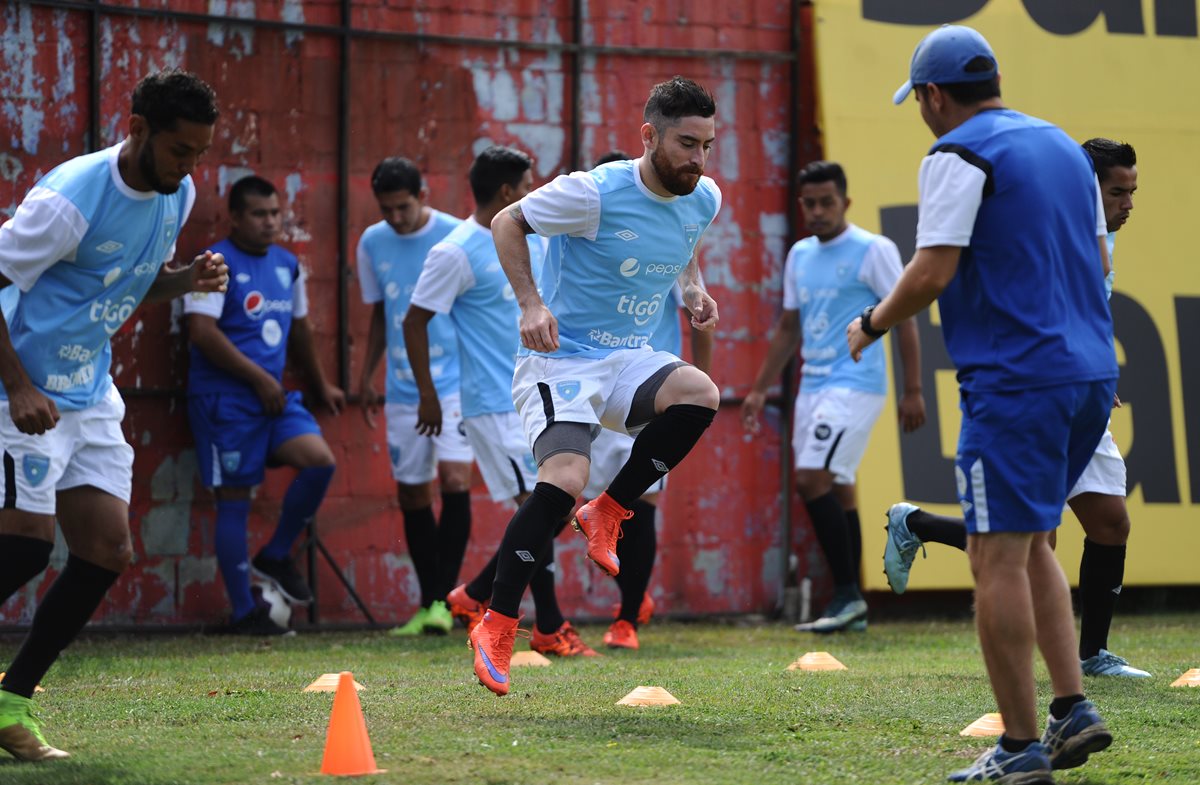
[0,1,822,626]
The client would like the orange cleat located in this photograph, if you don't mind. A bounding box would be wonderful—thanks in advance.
[572,493,632,576]
[603,619,640,650]
[468,609,525,696]
[610,592,656,625]
[530,621,599,657]
[447,583,489,631]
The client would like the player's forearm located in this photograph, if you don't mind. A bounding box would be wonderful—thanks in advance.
[288,318,329,389]
[677,256,705,303]
[0,310,35,396]
[493,205,542,309]
[690,325,714,375]
[870,246,959,331]
[896,318,923,394]
[360,305,387,391]
[190,324,272,386]
[400,316,437,401]
[144,263,194,304]
[750,318,801,394]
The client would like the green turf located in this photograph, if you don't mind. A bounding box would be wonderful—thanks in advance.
[0,614,1196,784]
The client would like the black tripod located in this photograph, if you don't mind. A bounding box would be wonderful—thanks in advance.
[303,520,378,627]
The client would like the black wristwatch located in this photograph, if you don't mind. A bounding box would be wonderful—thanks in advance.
[860,305,888,338]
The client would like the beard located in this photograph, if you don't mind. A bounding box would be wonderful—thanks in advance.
[138,141,181,195]
[651,146,702,196]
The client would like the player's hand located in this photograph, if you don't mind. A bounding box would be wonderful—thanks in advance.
[898,390,926,433]
[686,289,719,331]
[415,393,442,437]
[1112,393,1122,409]
[846,317,877,362]
[520,302,559,353]
[191,251,229,294]
[8,382,60,435]
[318,382,345,416]
[741,389,767,434]
[360,384,383,429]
[253,373,286,417]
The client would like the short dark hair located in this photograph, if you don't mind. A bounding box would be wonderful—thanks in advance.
[371,157,423,196]
[131,68,219,135]
[229,175,277,213]
[595,150,631,166]
[1082,138,1137,182]
[644,77,716,132]
[468,146,532,205]
[916,56,1001,106]
[796,161,848,196]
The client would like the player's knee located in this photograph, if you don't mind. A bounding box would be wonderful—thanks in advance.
[1087,513,1130,546]
[671,369,719,410]
[794,470,833,500]
[537,453,589,500]
[397,482,434,510]
[437,463,473,494]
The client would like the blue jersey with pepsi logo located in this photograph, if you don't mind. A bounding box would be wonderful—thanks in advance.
[357,211,462,404]
[519,160,721,358]
[186,238,303,395]
[0,143,194,410]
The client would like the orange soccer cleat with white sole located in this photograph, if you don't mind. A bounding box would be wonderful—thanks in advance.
[572,493,632,576]
[530,621,599,657]
[603,619,640,650]
[468,609,525,696]
[447,583,489,631]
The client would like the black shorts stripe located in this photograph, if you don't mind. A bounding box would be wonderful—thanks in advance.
[507,457,528,496]
[537,382,555,426]
[3,451,15,509]
[823,430,846,472]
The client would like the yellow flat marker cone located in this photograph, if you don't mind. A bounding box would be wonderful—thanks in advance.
[1171,668,1200,687]
[510,651,552,668]
[960,713,1006,737]
[616,686,680,706]
[0,673,43,693]
[787,652,847,671]
[304,673,366,693]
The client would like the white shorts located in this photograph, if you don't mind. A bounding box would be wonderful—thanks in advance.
[384,393,473,485]
[513,348,685,450]
[792,387,886,485]
[1067,427,1126,499]
[462,411,538,502]
[0,384,134,514]
[583,428,666,499]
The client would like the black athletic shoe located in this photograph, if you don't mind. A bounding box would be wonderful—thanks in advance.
[226,605,294,637]
[251,553,313,605]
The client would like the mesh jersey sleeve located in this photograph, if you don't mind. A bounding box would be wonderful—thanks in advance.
[0,187,89,292]
[1094,178,1107,237]
[519,172,601,240]
[859,236,904,299]
[356,236,382,304]
[293,266,309,318]
[409,242,473,315]
[183,289,225,318]
[916,151,988,249]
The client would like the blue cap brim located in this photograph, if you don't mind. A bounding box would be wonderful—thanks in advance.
[893,81,913,105]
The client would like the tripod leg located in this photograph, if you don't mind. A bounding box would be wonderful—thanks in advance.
[313,536,379,627]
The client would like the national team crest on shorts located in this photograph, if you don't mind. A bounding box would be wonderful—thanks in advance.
[389,446,402,470]
[220,451,242,475]
[556,381,581,401]
[22,454,50,487]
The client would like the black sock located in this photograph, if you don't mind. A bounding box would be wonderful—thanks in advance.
[905,509,968,551]
[490,483,576,618]
[999,735,1038,753]
[615,499,657,626]
[530,537,565,635]
[402,506,439,608]
[1078,539,1126,659]
[435,491,472,600]
[0,535,53,604]
[1049,694,1086,720]
[805,492,855,588]
[845,509,862,588]
[1,554,119,699]
[606,404,715,508]
[466,552,499,603]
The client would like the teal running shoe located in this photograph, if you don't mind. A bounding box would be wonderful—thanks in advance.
[884,503,925,594]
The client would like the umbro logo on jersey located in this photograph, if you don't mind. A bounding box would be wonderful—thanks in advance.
[615,229,639,241]
[96,240,123,254]
[236,273,251,284]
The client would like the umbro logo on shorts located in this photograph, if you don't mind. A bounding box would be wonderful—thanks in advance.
[515,550,536,563]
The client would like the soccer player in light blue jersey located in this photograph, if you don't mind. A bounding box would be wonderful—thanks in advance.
[741,161,925,634]
[184,175,345,636]
[468,77,723,695]
[356,158,473,636]
[0,69,226,761]
[849,26,1117,781]
[405,146,597,658]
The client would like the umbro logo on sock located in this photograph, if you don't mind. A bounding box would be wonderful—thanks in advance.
[652,459,668,473]
[515,550,536,563]
[1112,585,1122,595]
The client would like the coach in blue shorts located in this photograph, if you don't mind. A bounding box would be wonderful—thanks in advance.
[847,26,1117,783]
[185,175,344,635]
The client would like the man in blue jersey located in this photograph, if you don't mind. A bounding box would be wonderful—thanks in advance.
[882,140,1149,678]
[185,175,344,635]
[742,161,924,634]
[0,69,225,760]
[848,26,1117,781]
[356,158,474,636]
[406,146,597,659]
[468,77,722,696]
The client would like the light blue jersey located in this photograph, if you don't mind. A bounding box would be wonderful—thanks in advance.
[1105,232,1116,300]
[648,285,685,356]
[519,160,721,358]
[783,225,902,395]
[410,218,546,418]
[0,143,194,410]
[356,211,462,404]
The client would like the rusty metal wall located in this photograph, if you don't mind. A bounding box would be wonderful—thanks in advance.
[0,0,822,626]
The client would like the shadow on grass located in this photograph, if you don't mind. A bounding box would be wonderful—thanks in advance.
[0,759,185,785]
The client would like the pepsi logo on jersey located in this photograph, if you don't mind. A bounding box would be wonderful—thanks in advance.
[242,291,291,320]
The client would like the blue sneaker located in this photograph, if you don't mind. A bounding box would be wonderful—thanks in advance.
[1040,699,1112,770]
[794,593,867,634]
[884,503,925,594]
[1081,649,1151,678]
[947,742,1053,783]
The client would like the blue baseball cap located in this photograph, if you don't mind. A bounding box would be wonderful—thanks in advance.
[893,25,998,105]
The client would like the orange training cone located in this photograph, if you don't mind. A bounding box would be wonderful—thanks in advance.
[1171,668,1200,687]
[960,713,1006,737]
[320,672,385,776]
[787,652,848,671]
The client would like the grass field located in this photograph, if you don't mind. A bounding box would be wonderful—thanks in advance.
[0,614,1196,784]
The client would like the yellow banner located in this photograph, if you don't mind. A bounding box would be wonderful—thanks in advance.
[813,0,1200,588]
